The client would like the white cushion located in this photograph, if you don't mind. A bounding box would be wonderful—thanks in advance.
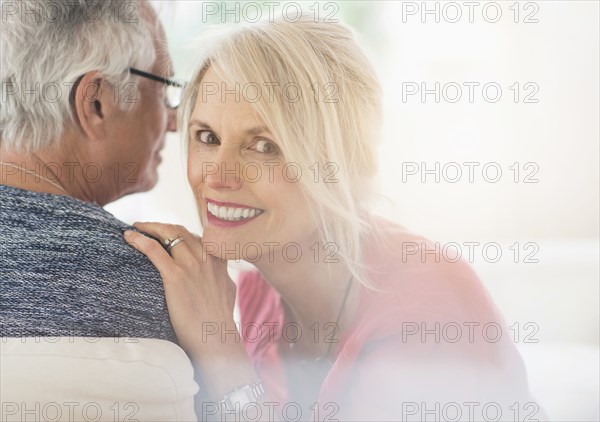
[1,337,198,422]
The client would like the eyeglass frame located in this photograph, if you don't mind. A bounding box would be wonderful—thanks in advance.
[129,67,186,110]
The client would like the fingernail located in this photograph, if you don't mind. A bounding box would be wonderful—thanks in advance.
[123,230,134,238]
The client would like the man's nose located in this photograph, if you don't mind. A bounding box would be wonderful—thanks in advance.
[166,107,177,132]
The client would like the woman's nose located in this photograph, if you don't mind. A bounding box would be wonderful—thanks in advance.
[203,149,243,191]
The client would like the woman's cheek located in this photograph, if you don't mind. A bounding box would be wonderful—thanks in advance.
[187,145,208,186]
[186,159,201,187]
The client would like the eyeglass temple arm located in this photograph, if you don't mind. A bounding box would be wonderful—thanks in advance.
[129,68,184,88]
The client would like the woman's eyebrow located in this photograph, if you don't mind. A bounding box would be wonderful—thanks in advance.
[188,119,212,129]
[245,126,272,136]
[188,120,272,136]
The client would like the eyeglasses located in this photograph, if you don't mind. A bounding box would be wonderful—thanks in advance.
[129,67,186,110]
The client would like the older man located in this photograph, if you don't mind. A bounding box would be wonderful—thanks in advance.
[0,0,180,340]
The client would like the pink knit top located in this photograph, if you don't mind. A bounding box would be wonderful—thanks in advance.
[237,219,533,420]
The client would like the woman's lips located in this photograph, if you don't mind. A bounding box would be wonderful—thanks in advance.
[205,198,264,227]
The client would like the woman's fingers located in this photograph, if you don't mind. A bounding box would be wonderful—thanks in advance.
[133,222,193,239]
[123,230,176,277]
[132,222,199,262]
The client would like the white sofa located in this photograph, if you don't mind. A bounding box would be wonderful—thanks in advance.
[1,337,198,422]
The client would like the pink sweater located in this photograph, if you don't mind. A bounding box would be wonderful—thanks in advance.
[237,219,535,421]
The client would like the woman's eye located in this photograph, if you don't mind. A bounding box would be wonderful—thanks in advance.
[254,139,278,155]
[195,130,219,144]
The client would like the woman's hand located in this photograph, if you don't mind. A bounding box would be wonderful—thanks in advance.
[123,222,237,356]
[124,223,260,399]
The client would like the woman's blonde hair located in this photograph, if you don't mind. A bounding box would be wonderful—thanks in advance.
[180,15,383,287]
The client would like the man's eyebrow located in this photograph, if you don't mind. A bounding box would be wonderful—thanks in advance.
[188,120,272,136]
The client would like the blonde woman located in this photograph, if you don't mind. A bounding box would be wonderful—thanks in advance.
[124,16,536,421]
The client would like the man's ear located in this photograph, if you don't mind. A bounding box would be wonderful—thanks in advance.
[73,71,119,141]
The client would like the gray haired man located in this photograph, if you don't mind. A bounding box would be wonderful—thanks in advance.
[0,0,180,340]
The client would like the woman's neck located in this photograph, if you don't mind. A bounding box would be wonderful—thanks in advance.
[253,240,360,357]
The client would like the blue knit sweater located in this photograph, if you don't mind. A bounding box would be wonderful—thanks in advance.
[0,184,177,342]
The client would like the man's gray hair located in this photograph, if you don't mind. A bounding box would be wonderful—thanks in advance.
[1,0,157,152]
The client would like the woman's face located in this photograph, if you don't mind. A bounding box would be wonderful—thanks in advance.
[187,67,319,262]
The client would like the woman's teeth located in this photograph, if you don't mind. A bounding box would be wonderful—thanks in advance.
[207,202,263,221]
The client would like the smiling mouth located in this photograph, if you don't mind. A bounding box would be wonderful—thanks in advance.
[207,202,264,222]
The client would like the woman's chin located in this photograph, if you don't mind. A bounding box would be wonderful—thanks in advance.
[200,235,266,263]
